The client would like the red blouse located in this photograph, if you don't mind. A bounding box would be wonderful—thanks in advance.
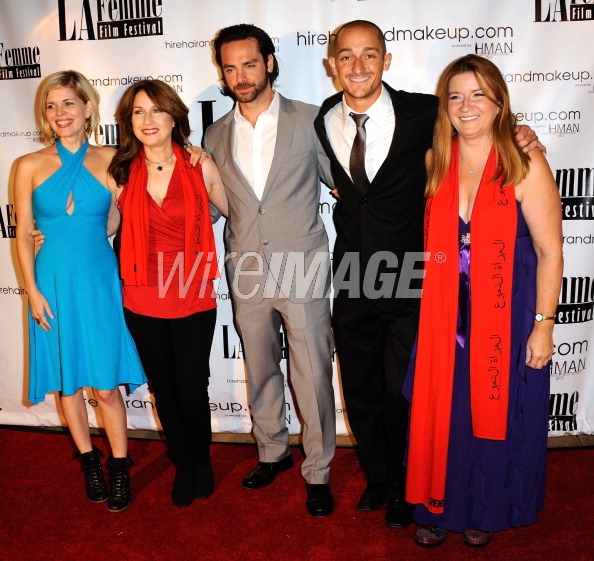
[122,165,216,318]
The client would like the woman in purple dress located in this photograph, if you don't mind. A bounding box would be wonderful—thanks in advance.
[405,55,563,548]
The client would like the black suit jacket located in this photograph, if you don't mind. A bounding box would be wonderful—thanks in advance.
[314,82,438,310]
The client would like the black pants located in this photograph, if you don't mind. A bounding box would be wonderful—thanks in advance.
[124,307,216,470]
[332,295,419,499]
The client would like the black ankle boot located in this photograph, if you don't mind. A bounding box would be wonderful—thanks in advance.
[193,461,214,499]
[79,447,108,503]
[172,467,195,507]
[107,456,131,512]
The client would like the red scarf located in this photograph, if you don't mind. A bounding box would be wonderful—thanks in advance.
[406,139,517,513]
[119,142,218,286]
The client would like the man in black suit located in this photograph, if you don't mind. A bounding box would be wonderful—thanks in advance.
[314,19,435,530]
[314,20,538,529]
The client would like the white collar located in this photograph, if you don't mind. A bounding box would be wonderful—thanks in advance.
[234,90,280,122]
[340,84,391,128]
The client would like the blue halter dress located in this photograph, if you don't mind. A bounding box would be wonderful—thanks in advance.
[28,140,146,403]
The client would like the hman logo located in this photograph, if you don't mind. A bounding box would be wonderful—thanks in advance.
[58,0,164,41]
[0,204,16,239]
[516,109,581,136]
[556,276,594,323]
[474,41,512,57]
[0,43,41,80]
[551,339,588,379]
[556,167,594,220]
[535,0,594,21]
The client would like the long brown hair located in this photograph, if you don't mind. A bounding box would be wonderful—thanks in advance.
[108,80,191,185]
[426,54,530,197]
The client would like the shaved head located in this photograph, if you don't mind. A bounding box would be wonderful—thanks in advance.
[334,20,386,57]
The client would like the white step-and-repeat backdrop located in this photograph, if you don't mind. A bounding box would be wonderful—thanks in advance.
[1,0,593,437]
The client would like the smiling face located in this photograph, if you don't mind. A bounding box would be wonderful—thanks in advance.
[447,71,500,141]
[329,24,392,112]
[45,86,92,141]
[220,38,273,105]
[131,89,175,148]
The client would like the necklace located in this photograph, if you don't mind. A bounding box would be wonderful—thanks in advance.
[145,152,174,171]
[459,152,487,175]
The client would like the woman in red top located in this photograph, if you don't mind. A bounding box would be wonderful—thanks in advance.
[109,80,227,507]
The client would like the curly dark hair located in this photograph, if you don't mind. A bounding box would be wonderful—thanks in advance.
[213,23,279,98]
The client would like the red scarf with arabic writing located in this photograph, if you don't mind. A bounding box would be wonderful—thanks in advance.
[406,139,516,514]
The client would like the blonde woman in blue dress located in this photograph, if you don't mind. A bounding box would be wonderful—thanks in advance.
[14,70,146,512]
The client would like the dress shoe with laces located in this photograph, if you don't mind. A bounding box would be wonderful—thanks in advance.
[414,525,448,547]
[242,455,293,489]
[356,484,388,511]
[385,497,413,528]
[306,483,334,516]
[463,529,493,547]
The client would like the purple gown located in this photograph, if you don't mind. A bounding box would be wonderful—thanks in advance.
[408,203,549,532]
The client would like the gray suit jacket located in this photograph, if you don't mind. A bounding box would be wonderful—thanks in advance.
[204,94,332,304]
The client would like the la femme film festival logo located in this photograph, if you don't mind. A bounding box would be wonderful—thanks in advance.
[58,0,164,41]
[534,0,594,21]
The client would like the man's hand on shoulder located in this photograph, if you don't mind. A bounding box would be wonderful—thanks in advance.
[185,145,211,166]
[515,125,546,155]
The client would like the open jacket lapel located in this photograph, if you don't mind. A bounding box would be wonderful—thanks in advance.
[314,92,362,198]
[260,95,295,202]
[370,85,412,189]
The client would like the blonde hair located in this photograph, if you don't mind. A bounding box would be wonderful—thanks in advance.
[37,70,100,144]
[426,55,530,197]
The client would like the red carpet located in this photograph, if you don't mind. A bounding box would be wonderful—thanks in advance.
[1,427,592,561]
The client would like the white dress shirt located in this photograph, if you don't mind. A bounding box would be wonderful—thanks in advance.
[324,85,395,183]
[233,91,280,200]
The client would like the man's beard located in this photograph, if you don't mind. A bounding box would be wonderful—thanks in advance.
[232,73,269,103]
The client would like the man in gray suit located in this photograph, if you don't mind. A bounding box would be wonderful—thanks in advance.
[203,24,335,516]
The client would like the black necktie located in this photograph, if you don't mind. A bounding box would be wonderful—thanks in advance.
[349,112,370,193]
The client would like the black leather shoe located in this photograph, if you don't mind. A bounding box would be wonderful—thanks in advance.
[306,483,334,516]
[172,468,195,507]
[356,484,388,511]
[242,455,293,489]
[385,497,412,529]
